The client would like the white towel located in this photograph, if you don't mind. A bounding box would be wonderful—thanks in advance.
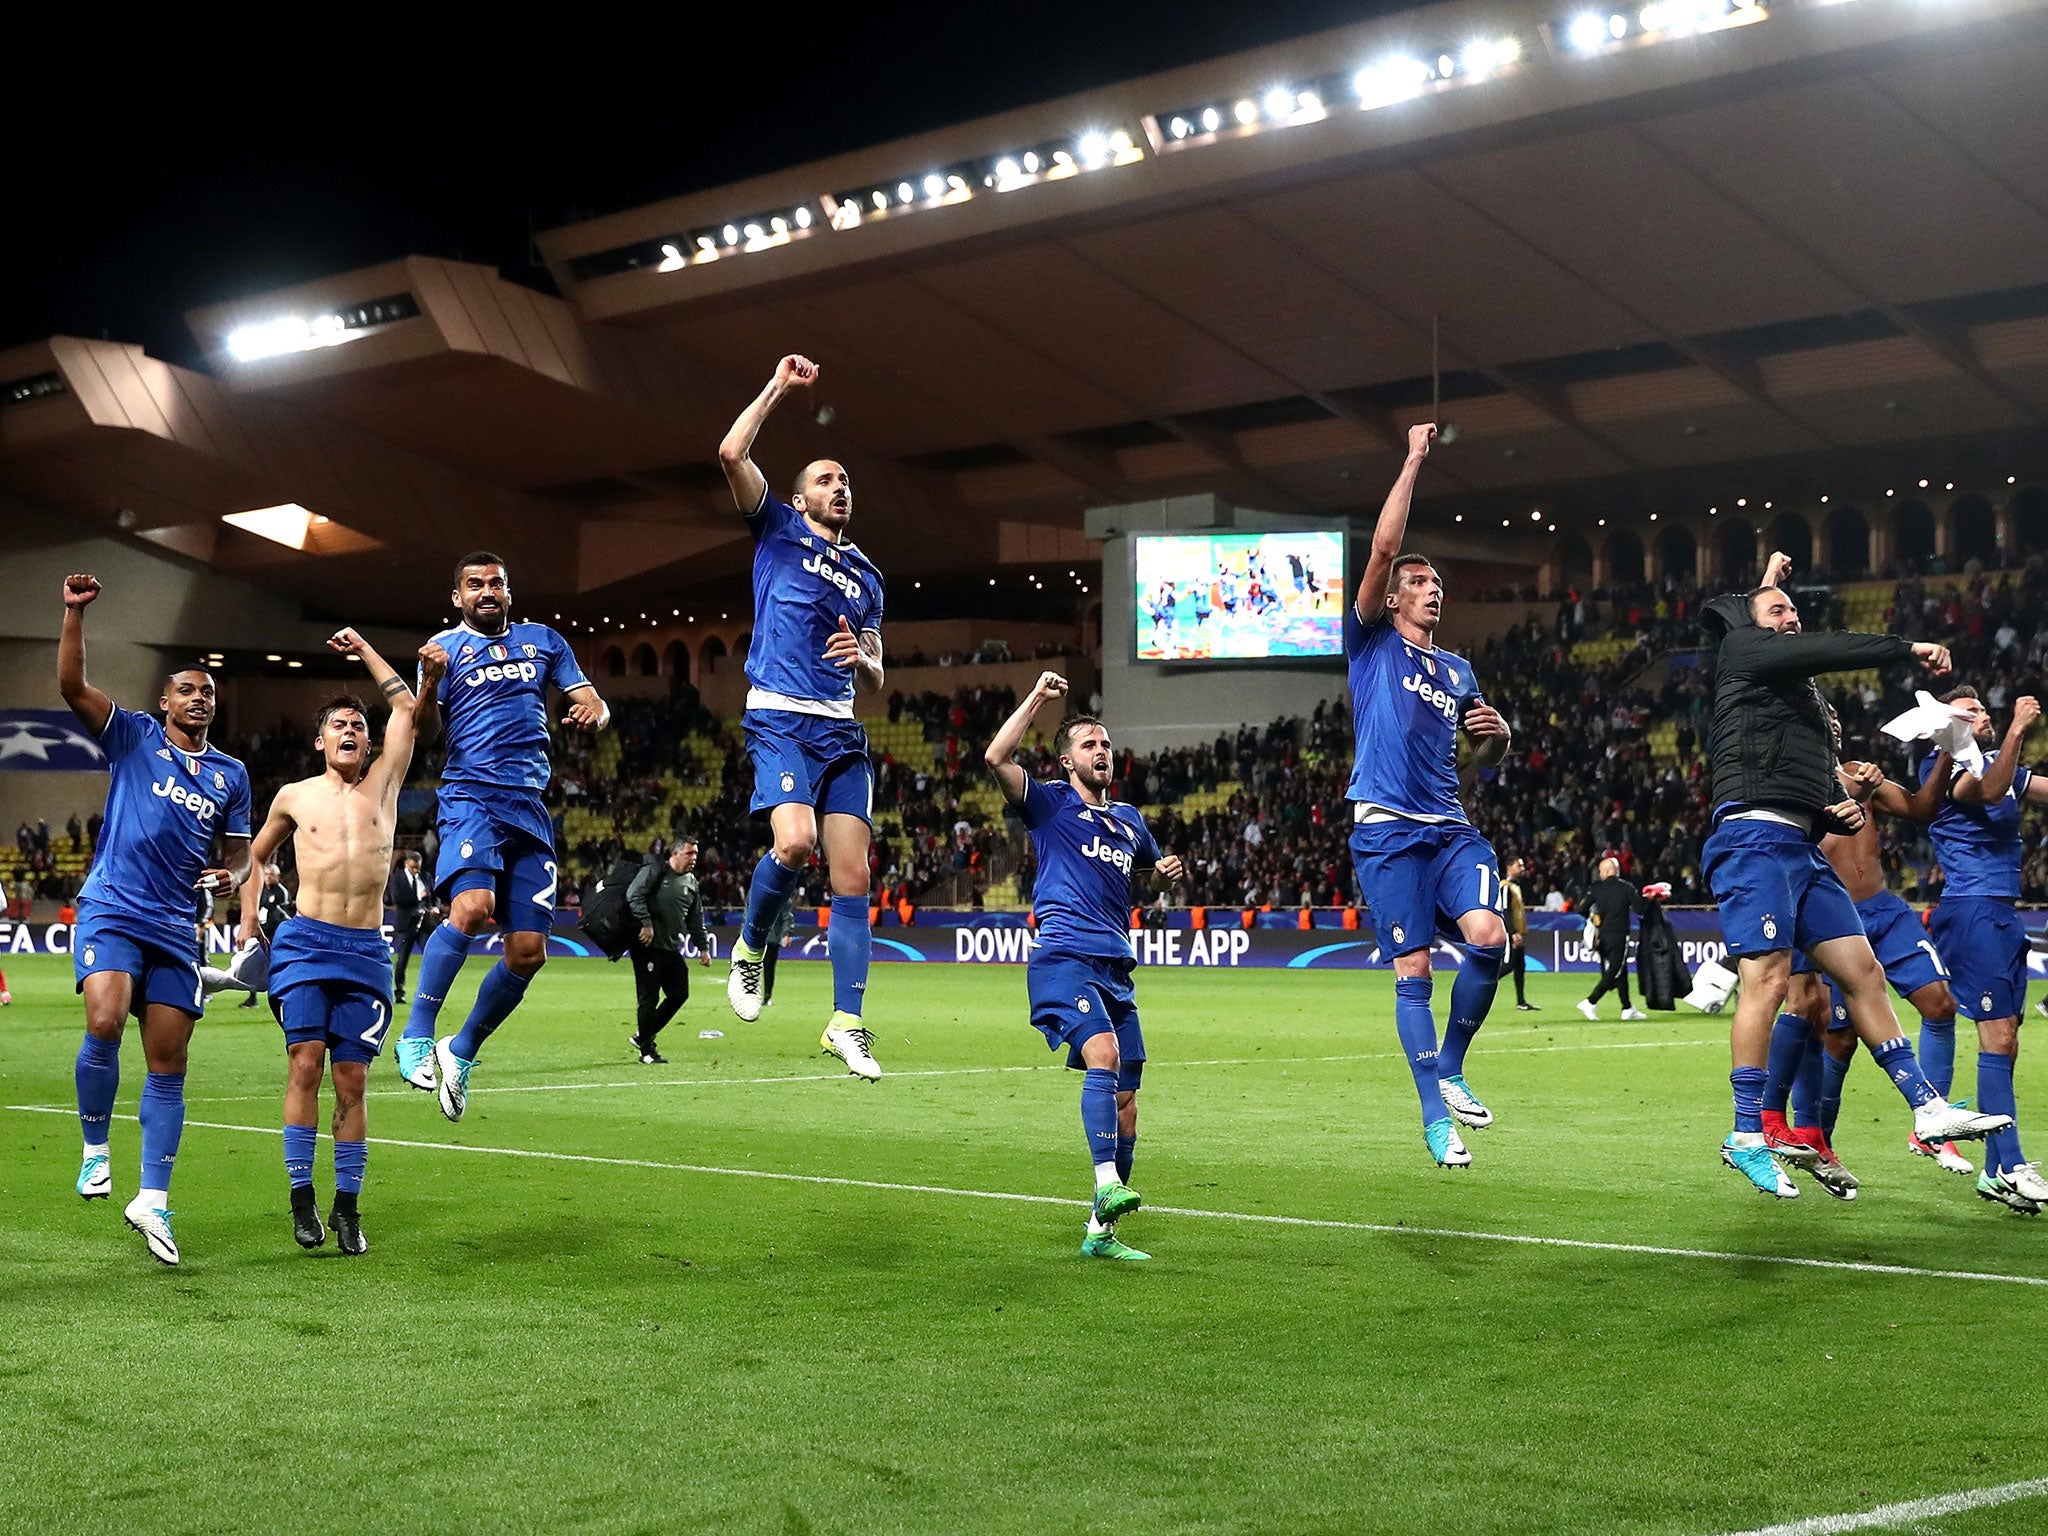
[1881,691,1982,774]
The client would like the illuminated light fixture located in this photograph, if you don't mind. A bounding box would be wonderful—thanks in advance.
[1945,481,1955,490]
[770,216,787,235]
[1297,91,1322,114]
[897,182,914,203]
[1820,495,1829,503]
[1918,478,1930,488]
[1233,99,1259,124]
[265,654,283,662]
[1531,510,1543,520]
[1886,488,1895,496]
[995,156,1021,179]
[1077,131,1110,166]
[1201,106,1221,132]
[1568,12,1606,48]
[1609,13,1628,38]
[1355,56,1432,109]
[2010,476,2019,484]
[1438,54,1457,76]
[1109,129,1134,156]
[286,660,303,669]
[794,206,812,228]
[657,243,685,272]
[1455,514,1464,522]
[1649,513,1659,521]
[923,174,944,198]
[722,223,739,245]
[1548,523,1557,532]
[1023,151,1041,172]
[1263,86,1294,119]
[1599,518,1607,526]
[224,504,317,548]
[871,190,888,210]
[224,293,418,363]
[697,235,717,253]
[1736,497,1747,507]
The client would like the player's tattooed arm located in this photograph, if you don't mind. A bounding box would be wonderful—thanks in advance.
[1356,423,1436,625]
[561,683,610,731]
[331,628,423,791]
[985,670,1069,803]
[57,574,114,735]
[719,354,818,514]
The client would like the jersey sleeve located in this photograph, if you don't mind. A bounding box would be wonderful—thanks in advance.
[1345,601,1387,660]
[1019,776,1060,831]
[744,488,799,543]
[2019,764,2034,798]
[546,629,591,693]
[224,769,253,839]
[863,571,884,637]
[97,706,148,763]
[1132,812,1162,868]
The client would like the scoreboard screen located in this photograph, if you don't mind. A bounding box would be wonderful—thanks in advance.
[1132,530,1346,660]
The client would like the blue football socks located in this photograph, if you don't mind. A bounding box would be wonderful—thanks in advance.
[334,1138,367,1198]
[283,1123,316,1189]
[741,853,803,951]
[1730,1065,1767,1134]
[827,894,872,1016]
[1395,975,1447,1126]
[75,1032,119,1146]
[1116,1133,1136,1186]
[1870,1036,1938,1109]
[1081,1067,1119,1170]
[1442,941,1505,1078]
[1918,1018,1957,1100]
[1819,1045,1853,1140]
[450,962,530,1060]
[138,1071,185,1194]
[404,924,476,1041]
[1762,1013,1809,1115]
[1790,1031,1823,1127]
[1977,1050,2021,1176]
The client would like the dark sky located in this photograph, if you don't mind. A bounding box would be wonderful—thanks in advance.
[7,5,1407,366]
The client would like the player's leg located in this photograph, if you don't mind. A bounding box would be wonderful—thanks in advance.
[731,716,817,1020]
[628,941,662,1059]
[1441,904,1507,1131]
[126,993,198,1265]
[73,965,132,1200]
[1817,994,1858,1148]
[283,1023,328,1250]
[1510,934,1534,1009]
[328,1051,370,1255]
[440,842,554,1114]
[1762,961,1826,1163]
[1902,981,1973,1174]
[1089,990,1150,1257]
[400,801,497,1064]
[818,787,881,1079]
[1352,825,1465,1167]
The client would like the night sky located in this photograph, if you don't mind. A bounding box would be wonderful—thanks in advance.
[8,5,1407,368]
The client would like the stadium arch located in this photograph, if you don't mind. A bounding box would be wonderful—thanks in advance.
[1824,504,1869,577]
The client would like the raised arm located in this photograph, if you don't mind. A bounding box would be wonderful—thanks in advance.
[984,671,1069,803]
[57,575,113,735]
[1354,424,1436,623]
[413,641,447,745]
[1955,697,2039,806]
[1867,750,1951,822]
[329,628,427,797]
[718,354,817,514]
[1729,626,1937,685]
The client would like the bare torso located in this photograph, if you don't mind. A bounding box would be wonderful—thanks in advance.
[1817,814,1885,903]
[277,770,398,929]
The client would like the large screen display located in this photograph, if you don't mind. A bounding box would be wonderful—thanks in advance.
[1132,530,1346,660]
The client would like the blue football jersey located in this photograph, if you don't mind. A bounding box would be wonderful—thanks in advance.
[744,490,884,709]
[1022,777,1160,961]
[428,622,588,791]
[1344,607,1482,823]
[1926,750,2031,898]
[78,708,251,932]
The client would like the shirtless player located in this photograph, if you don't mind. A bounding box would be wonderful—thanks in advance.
[243,628,440,1253]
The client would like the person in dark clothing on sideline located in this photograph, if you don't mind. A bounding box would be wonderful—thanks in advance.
[1504,857,1535,1011]
[760,898,796,1007]
[385,850,434,1004]
[1579,858,1648,1020]
[626,839,709,1064]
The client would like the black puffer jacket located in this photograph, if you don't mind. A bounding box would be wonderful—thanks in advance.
[1702,591,1911,820]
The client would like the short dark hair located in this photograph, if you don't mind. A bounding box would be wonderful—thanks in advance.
[313,694,368,733]
[453,550,507,585]
[1387,553,1436,593]
[1054,714,1107,758]
[1942,685,1980,704]
[403,849,421,862]
[162,667,212,693]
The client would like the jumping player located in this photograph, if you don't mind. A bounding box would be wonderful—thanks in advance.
[1346,424,1513,1169]
[985,670,1184,1260]
[717,353,886,1081]
[58,573,251,1265]
[1925,688,2048,1213]
[243,629,437,1253]
[394,553,609,1120]
[1698,552,2005,1199]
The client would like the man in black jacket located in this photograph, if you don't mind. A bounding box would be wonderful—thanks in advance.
[385,850,434,1005]
[1700,550,2005,1199]
[626,839,710,1064]
[1577,858,1647,1021]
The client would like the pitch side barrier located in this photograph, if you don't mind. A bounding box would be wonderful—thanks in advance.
[12,907,2028,974]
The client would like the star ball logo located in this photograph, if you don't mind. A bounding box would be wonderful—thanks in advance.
[0,712,107,770]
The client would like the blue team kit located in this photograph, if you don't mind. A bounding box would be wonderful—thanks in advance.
[742,490,884,821]
[73,707,251,1016]
[1342,608,1501,956]
[1927,750,2034,1020]
[1793,888,1949,1005]
[1703,817,1865,959]
[269,914,396,1064]
[422,622,586,930]
[1021,775,1160,1086]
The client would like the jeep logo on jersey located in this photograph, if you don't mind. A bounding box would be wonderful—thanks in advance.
[464,661,540,686]
[802,552,862,602]
[1402,671,1459,722]
[1079,835,1134,875]
[151,774,219,822]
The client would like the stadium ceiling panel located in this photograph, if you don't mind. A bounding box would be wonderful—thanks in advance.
[5,0,2048,622]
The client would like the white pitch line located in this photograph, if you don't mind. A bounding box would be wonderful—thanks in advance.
[178,1034,1725,1104]
[9,1104,2044,1289]
[1711,1474,2048,1534]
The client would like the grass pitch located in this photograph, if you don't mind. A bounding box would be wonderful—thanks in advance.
[1,952,2044,1535]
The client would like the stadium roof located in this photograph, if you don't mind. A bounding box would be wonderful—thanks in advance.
[5,0,2047,623]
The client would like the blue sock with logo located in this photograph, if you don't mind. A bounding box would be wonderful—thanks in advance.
[1977,1050,2020,1176]
[827,894,872,1016]
[742,854,803,950]
[1081,1067,1119,1172]
[1116,1133,1136,1186]
[1790,1031,1823,1127]
[1819,1043,1853,1140]
[1442,942,1505,1078]
[138,1072,185,1194]
[404,924,475,1041]
[1761,1013,1809,1115]
[334,1138,367,1198]
[75,1032,120,1146]
[1730,1066,1766,1134]
[1394,976,1446,1125]
[450,962,530,1060]
[1918,1019,1957,1099]
[283,1123,316,1188]
[1870,1036,1938,1109]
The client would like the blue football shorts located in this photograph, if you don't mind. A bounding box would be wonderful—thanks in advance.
[435,783,560,934]
[1027,951,1145,1091]
[744,708,874,825]
[270,915,396,1064]
[1704,818,1863,960]
[71,902,206,1018]
[1348,817,1502,959]
[1928,896,2029,1023]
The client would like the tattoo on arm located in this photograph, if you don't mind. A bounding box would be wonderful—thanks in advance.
[380,677,410,699]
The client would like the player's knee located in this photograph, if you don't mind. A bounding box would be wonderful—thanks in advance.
[1392,951,1432,980]
[448,891,493,934]
[286,1053,322,1091]
[1920,988,1957,1026]
[774,831,817,867]
[1462,912,1507,950]
[505,932,548,976]
[83,1009,125,1041]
